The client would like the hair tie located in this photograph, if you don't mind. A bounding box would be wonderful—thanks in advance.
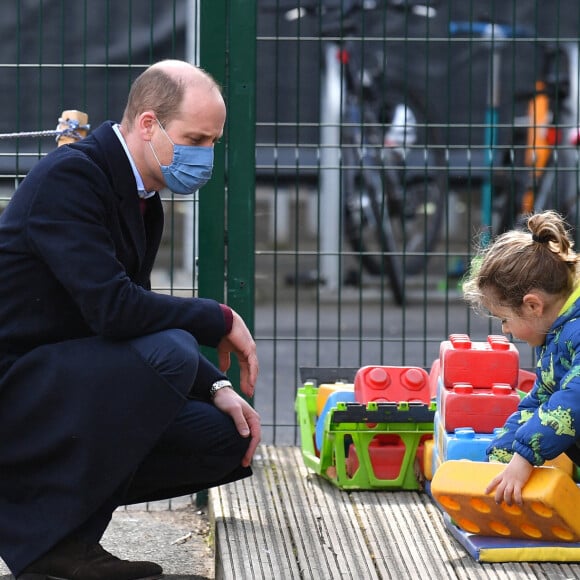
[532,233,549,244]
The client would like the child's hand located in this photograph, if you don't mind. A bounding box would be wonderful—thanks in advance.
[484,453,534,506]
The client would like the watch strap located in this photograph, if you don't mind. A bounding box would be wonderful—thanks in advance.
[209,379,233,400]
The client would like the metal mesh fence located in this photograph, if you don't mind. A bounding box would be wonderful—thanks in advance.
[0,0,194,296]
[254,0,580,444]
[1,1,579,446]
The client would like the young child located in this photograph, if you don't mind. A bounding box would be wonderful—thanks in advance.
[463,210,580,506]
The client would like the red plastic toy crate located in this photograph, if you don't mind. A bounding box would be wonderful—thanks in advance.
[440,334,519,389]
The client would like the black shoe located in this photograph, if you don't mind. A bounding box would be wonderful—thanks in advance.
[17,539,163,580]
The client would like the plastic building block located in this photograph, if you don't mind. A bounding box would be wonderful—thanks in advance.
[316,382,354,416]
[432,413,574,477]
[430,435,443,479]
[437,379,520,433]
[429,358,440,399]
[346,434,432,481]
[423,438,434,481]
[434,411,503,463]
[431,460,580,542]
[415,434,432,479]
[355,365,430,405]
[347,435,407,480]
[545,454,575,477]
[315,389,356,450]
[440,334,519,389]
[517,368,536,394]
[295,383,435,490]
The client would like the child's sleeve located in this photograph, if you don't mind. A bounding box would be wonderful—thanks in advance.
[486,387,542,463]
[509,327,580,464]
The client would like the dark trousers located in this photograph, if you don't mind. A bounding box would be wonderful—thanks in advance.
[73,329,252,544]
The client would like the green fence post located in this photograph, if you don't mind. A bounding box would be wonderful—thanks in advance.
[199,0,256,397]
[199,0,226,313]
[197,0,227,509]
[225,0,257,387]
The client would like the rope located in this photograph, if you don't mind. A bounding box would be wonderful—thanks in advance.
[0,118,91,143]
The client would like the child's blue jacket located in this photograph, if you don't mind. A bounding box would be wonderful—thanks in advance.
[488,286,580,465]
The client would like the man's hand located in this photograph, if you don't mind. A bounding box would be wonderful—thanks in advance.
[212,386,261,467]
[217,309,258,398]
[485,453,534,506]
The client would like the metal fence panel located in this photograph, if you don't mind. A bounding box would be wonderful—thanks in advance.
[1,1,579,447]
[254,0,580,443]
[0,0,191,291]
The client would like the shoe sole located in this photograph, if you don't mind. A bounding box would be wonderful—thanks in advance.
[16,574,165,580]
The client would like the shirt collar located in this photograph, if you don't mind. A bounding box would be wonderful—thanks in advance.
[558,283,580,316]
[112,123,156,199]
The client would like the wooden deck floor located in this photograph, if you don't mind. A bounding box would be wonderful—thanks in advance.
[210,445,580,580]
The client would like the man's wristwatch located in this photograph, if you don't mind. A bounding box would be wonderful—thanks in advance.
[209,379,233,400]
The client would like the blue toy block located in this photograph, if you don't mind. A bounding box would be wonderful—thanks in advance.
[315,389,356,450]
[434,411,501,463]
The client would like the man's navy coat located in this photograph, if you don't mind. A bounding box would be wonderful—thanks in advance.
[0,122,229,572]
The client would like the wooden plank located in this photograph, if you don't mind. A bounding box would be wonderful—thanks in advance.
[271,445,379,579]
[263,445,343,579]
[211,446,580,579]
[352,490,456,579]
[211,449,301,579]
[251,448,303,578]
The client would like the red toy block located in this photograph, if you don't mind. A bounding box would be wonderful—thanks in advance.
[347,435,406,479]
[440,334,519,389]
[438,381,521,433]
[429,358,440,400]
[346,434,431,480]
[354,365,430,404]
[518,368,536,394]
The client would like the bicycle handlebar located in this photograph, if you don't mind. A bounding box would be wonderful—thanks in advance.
[271,1,436,37]
[449,21,534,39]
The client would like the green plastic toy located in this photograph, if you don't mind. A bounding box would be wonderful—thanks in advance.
[295,382,436,490]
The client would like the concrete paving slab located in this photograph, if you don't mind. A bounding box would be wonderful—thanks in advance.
[0,498,213,579]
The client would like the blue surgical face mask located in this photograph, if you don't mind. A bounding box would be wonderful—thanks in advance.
[149,119,214,195]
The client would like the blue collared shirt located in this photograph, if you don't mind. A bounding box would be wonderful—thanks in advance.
[112,123,156,200]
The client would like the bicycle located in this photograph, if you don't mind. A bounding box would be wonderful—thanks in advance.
[341,55,445,305]
[449,21,580,243]
[448,21,535,245]
[288,0,446,305]
[518,42,580,239]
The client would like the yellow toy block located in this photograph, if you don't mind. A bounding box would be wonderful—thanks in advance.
[545,453,574,477]
[315,382,354,416]
[431,460,580,542]
[423,438,434,481]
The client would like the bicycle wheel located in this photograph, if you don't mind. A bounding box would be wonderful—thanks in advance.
[343,88,445,286]
[343,150,404,305]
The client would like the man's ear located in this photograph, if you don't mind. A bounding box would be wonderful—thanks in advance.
[137,111,157,141]
[522,293,544,317]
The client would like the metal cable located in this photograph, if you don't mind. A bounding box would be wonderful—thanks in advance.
[0,118,90,143]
